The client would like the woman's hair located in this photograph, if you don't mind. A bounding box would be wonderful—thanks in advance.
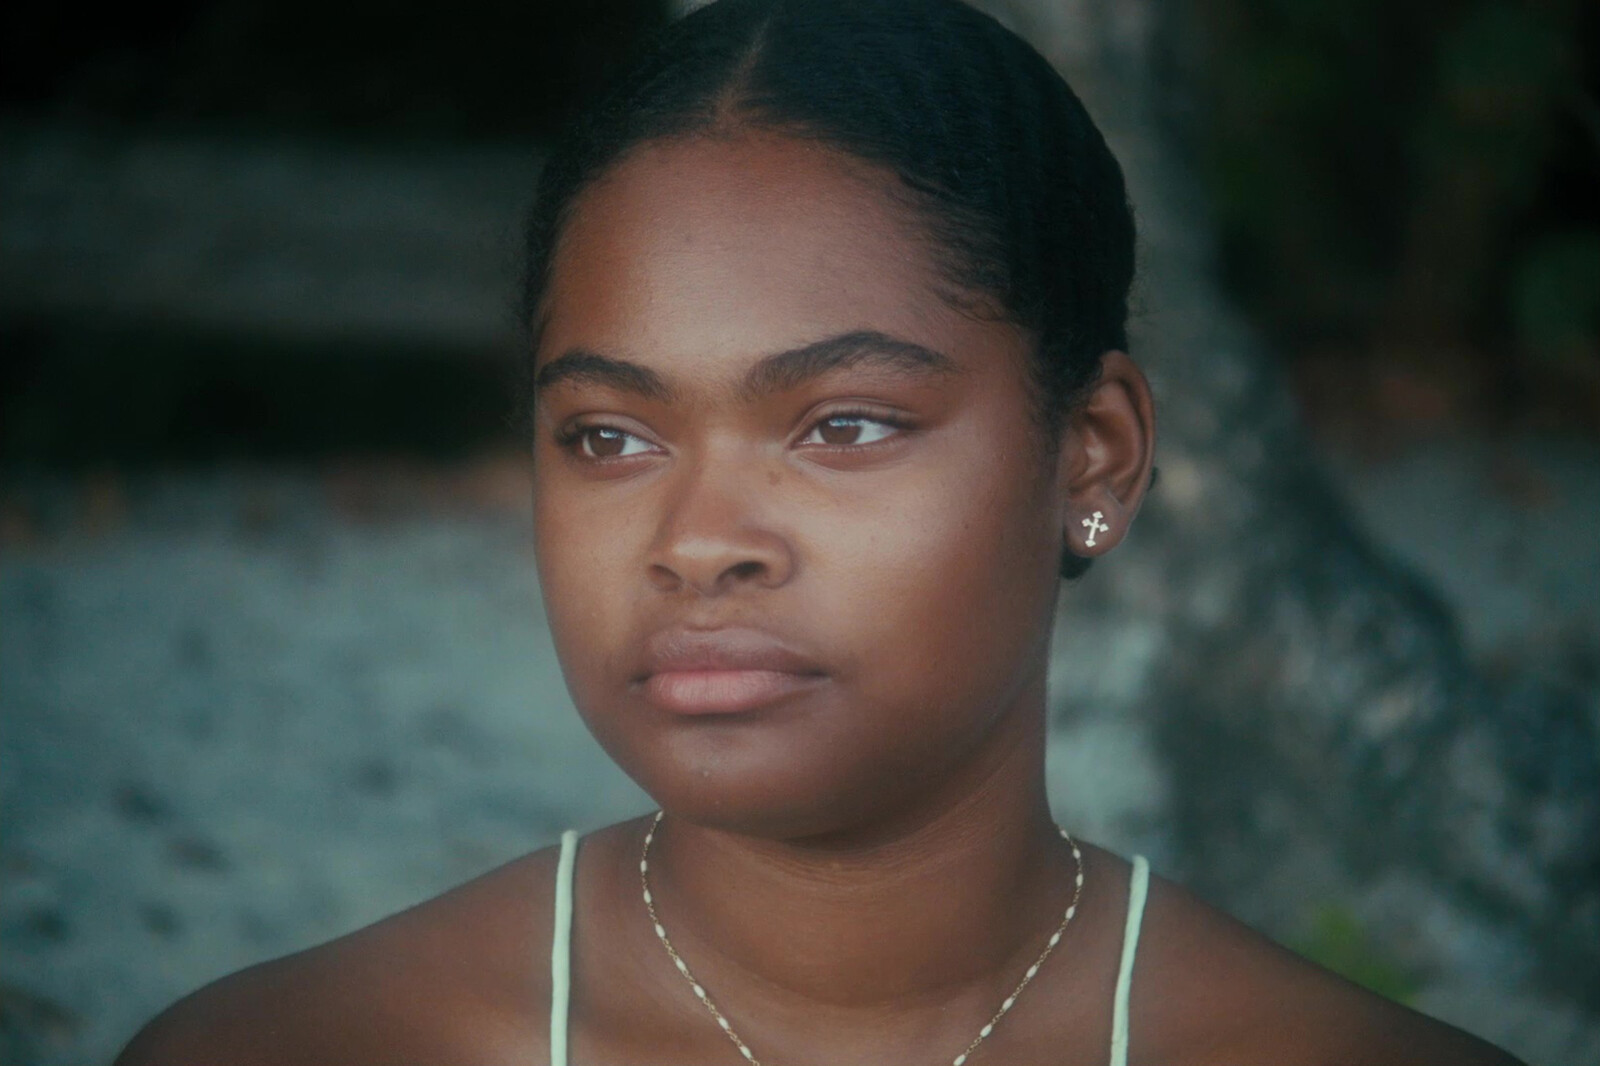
[522,0,1135,578]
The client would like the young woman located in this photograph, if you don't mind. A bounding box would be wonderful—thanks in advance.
[119,1,1523,1063]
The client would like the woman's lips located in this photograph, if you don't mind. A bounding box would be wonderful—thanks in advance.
[643,669,824,715]
[635,627,827,715]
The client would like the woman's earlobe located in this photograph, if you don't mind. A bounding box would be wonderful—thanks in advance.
[1053,350,1156,547]
[1064,502,1129,556]
[1078,510,1112,549]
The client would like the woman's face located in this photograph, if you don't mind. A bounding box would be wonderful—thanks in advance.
[531,132,1071,838]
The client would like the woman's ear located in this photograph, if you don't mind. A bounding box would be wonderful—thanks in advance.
[1055,350,1156,558]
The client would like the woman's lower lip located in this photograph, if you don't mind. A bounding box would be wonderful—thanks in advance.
[643,670,822,715]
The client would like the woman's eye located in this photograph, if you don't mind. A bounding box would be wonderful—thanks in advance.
[800,415,902,447]
[566,426,655,459]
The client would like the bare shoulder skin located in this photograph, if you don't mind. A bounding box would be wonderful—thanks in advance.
[114,845,562,1066]
[1124,860,1524,1066]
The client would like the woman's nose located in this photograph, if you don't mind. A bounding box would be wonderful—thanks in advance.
[647,457,796,596]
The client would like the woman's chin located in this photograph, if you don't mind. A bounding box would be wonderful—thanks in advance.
[576,688,976,842]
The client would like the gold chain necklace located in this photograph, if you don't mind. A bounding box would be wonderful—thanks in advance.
[639,811,1085,1066]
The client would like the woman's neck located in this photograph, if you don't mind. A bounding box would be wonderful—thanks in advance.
[635,698,1072,1014]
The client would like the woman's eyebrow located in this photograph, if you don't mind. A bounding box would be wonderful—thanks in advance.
[739,331,962,400]
[533,350,672,400]
[533,330,959,401]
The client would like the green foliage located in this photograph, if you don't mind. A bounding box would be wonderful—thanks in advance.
[1420,1,1573,203]
[1189,0,1599,420]
[1435,2,1571,101]
[1513,230,1600,369]
[1294,905,1421,1004]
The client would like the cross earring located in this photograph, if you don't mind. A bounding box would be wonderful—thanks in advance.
[1081,511,1110,548]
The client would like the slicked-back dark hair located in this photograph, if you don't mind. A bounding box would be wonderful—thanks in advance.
[523,0,1135,578]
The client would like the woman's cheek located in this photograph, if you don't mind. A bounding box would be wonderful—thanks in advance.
[844,450,1053,682]
[534,509,619,689]
[822,485,998,646]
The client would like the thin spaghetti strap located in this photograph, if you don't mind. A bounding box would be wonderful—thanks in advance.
[1109,855,1150,1066]
[550,830,580,1066]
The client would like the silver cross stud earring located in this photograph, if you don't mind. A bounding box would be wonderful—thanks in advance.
[1081,511,1110,548]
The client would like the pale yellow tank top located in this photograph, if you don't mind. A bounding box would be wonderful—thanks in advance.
[548,830,1149,1066]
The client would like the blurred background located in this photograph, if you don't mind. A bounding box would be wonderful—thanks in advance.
[1,1,1596,1063]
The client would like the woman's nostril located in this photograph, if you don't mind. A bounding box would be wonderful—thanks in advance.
[726,561,766,583]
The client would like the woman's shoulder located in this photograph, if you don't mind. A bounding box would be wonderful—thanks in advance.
[1121,857,1524,1066]
[114,840,569,1066]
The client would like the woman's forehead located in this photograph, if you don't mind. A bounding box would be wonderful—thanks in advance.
[536,132,987,379]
